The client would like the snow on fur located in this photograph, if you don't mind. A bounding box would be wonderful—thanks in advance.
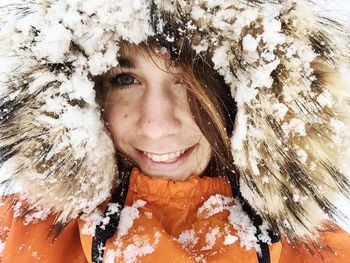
[0,0,349,244]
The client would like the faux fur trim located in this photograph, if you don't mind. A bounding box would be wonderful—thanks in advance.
[0,0,349,243]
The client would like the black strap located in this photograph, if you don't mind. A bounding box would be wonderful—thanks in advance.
[258,242,271,263]
[91,167,131,263]
[227,171,280,263]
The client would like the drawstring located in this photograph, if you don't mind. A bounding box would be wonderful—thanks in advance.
[227,171,280,263]
[91,166,132,263]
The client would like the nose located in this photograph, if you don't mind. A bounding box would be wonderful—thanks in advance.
[137,82,182,139]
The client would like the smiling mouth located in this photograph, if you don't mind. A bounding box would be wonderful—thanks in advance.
[141,146,193,163]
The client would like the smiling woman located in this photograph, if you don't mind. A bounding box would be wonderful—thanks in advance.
[98,43,237,181]
[1,1,350,263]
[102,46,212,181]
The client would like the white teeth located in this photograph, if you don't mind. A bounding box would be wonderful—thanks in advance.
[143,149,187,163]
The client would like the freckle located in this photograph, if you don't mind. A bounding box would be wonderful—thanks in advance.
[124,114,128,119]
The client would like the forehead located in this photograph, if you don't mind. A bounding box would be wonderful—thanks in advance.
[117,44,178,71]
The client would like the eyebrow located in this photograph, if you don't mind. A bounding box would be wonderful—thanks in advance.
[118,57,135,68]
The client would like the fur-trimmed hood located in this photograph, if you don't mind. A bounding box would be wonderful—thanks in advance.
[0,0,350,243]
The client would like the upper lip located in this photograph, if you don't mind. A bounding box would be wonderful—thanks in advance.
[136,145,195,156]
[142,149,187,162]
[142,149,187,156]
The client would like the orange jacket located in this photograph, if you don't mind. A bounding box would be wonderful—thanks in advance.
[1,169,350,263]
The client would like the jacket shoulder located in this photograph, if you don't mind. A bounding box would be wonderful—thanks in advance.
[279,224,350,263]
[0,195,87,262]
[0,195,16,241]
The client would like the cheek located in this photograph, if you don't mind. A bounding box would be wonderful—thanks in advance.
[105,106,131,147]
[105,91,133,139]
[173,91,199,128]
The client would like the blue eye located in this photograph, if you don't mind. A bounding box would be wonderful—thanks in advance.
[110,73,136,87]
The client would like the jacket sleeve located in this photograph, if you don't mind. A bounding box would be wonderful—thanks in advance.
[278,224,350,263]
[0,197,15,261]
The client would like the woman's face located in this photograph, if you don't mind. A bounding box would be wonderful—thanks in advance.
[104,47,212,181]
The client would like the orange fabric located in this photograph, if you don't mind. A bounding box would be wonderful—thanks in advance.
[1,169,350,262]
[279,226,350,262]
[98,169,264,262]
[0,199,87,263]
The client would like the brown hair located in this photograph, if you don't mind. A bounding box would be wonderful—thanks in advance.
[95,39,237,177]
